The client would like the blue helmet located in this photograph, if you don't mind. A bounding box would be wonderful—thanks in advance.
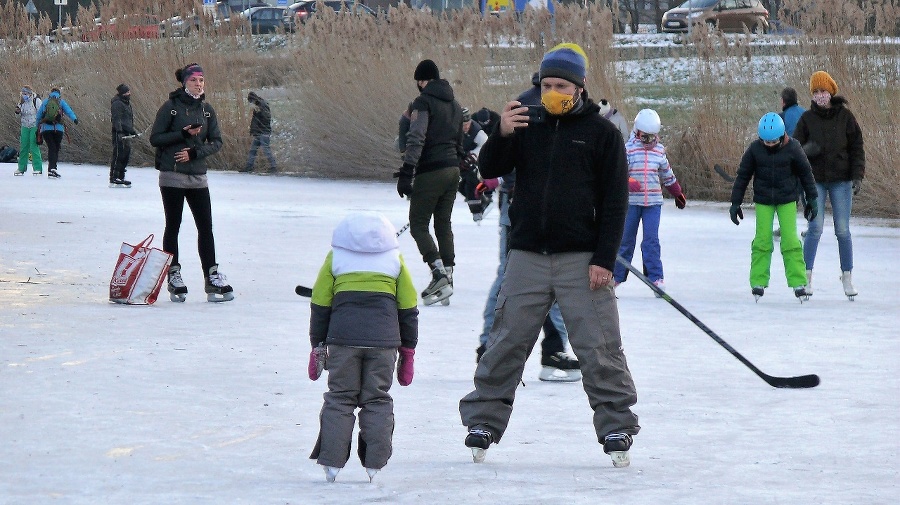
[758,112,785,142]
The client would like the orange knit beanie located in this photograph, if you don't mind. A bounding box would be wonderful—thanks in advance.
[810,71,838,95]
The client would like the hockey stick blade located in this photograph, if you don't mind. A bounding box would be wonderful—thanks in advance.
[616,256,819,389]
[295,222,411,299]
[714,164,736,183]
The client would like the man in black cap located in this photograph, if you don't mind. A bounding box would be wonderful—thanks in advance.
[110,84,138,187]
[243,91,276,173]
[396,59,465,306]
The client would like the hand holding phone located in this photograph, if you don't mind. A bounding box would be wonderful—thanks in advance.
[524,105,545,124]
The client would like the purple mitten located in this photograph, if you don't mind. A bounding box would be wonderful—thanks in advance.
[308,344,326,381]
[397,347,415,386]
[628,177,641,192]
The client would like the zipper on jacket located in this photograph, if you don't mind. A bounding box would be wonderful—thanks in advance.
[539,118,560,252]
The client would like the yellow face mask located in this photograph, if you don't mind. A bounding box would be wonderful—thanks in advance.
[541,89,578,116]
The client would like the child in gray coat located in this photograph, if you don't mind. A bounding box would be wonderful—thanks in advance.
[307,212,419,483]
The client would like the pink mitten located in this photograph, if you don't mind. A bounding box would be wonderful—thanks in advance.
[397,347,415,386]
[628,177,641,192]
[308,344,326,381]
[666,182,686,209]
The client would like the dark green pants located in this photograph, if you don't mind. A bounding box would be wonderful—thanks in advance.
[409,166,458,266]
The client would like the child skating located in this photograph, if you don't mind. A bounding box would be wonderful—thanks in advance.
[612,109,686,294]
[729,113,818,301]
[307,212,419,482]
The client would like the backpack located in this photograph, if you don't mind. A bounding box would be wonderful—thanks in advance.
[42,96,62,124]
[0,145,19,163]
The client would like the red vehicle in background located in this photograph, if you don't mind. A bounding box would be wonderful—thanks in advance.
[81,15,161,41]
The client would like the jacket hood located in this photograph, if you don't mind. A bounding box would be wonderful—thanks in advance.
[331,212,399,254]
[422,79,455,103]
[49,91,60,99]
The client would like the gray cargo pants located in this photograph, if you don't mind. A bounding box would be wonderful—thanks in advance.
[459,250,640,443]
[310,345,397,469]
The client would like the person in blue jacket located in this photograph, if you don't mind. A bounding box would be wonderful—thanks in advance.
[779,87,805,137]
[36,88,78,179]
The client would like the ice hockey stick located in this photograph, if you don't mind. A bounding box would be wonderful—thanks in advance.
[616,256,819,389]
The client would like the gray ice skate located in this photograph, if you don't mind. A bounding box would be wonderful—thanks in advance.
[167,264,187,303]
[205,265,234,302]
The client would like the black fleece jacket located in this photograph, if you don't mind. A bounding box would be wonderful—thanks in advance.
[479,99,629,271]
[149,88,223,175]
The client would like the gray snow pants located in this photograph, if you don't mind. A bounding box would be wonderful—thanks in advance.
[310,345,397,469]
[459,250,640,443]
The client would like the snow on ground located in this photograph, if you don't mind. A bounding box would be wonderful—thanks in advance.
[1,165,898,504]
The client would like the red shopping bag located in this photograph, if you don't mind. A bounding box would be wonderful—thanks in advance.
[109,234,173,305]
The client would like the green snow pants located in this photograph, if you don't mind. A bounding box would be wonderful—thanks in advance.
[750,202,808,288]
[18,126,42,173]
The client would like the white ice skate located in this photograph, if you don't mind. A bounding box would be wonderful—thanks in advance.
[323,466,340,483]
[841,271,857,301]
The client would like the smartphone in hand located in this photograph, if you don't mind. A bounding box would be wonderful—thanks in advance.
[523,105,545,124]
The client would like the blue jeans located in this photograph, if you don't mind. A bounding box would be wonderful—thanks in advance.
[804,181,853,271]
[614,204,663,283]
[245,134,276,171]
[480,193,567,351]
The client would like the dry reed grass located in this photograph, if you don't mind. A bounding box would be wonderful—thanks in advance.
[1,0,897,217]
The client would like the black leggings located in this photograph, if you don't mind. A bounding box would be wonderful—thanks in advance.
[160,186,216,275]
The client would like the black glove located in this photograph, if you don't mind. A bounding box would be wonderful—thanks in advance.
[73,118,79,125]
[852,179,862,196]
[394,163,415,198]
[804,198,818,221]
[729,204,743,225]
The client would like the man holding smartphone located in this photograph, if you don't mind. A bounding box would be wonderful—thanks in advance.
[459,44,639,468]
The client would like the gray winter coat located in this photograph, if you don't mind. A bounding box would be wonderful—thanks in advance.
[17,97,42,128]
[149,88,222,175]
[111,95,136,136]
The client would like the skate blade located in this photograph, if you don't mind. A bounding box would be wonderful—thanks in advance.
[422,287,453,306]
[538,366,582,382]
[169,292,187,303]
[108,183,131,188]
[609,450,630,468]
[207,292,235,303]
[471,447,486,463]
[847,295,856,301]
[365,468,378,482]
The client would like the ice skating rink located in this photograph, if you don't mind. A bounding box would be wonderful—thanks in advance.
[2,165,898,504]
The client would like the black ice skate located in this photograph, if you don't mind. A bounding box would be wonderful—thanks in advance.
[794,285,810,303]
[421,261,452,306]
[467,193,493,224]
[603,433,633,468]
[167,264,188,302]
[109,178,132,188]
[465,428,493,463]
[752,286,765,302]
[47,169,61,179]
[539,352,582,382]
[205,265,234,302]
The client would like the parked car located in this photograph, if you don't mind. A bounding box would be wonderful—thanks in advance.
[238,6,287,34]
[283,1,377,32]
[81,14,161,41]
[661,0,769,34]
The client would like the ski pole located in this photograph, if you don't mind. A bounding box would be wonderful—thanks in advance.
[615,256,819,389]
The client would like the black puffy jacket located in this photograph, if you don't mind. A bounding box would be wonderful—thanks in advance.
[150,88,223,175]
[731,137,818,206]
[110,95,136,136]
